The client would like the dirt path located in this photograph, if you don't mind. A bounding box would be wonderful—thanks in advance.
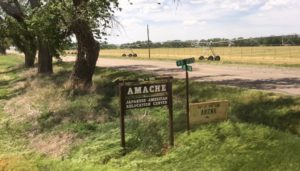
[65,57,300,96]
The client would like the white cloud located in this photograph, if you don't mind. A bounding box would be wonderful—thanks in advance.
[189,0,262,11]
[121,18,143,27]
[261,0,300,10]
[189,0,204,5]
[183,19,198,26]
[106,0,300,44]
[183,19,206,26]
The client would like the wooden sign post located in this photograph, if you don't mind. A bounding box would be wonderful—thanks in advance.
[116,77,174,154]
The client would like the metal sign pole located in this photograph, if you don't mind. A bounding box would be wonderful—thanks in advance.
[185,67,190,132]
[176,58,194,133]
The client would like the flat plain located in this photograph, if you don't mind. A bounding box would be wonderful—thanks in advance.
[89,46,300,66]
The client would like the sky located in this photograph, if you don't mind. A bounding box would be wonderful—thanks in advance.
[107,0,300,44]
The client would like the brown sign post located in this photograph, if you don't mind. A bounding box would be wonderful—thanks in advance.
[116,77,174,154]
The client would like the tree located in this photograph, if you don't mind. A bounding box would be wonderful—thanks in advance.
[2,0,179,86]
[0,2,37,67]
[0,0,65,73]
[70,0,120,88]
[0,16,10,55]
[26,0,54,74]
[50,0,120,89]
[28,1,71,74]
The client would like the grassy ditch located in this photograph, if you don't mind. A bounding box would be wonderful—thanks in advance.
[0,54,300,170]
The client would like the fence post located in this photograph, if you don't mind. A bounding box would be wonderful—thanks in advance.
[241,47,243,58]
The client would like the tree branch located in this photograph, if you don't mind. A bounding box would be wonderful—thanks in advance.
[28,0,40,8]
[72,0,89,7]
[0,1,24,22]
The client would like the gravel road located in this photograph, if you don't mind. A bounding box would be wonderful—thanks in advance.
[65,57,300,96]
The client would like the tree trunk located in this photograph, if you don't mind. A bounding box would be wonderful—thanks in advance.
[24,48,36,68]
[38,40,53,74]
[0,46,6,55]
[11,32,37,68]
[70,19,100,89]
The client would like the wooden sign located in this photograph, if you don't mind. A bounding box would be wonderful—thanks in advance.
[189,100,229,126]
[116,77,174,154]
[125,96,168,109]
[124,83,169,109]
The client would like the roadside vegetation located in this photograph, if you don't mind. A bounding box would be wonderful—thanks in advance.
[0,54,300,170]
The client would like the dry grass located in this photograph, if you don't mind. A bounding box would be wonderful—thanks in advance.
[0,156,38,171]
[29,132,77,158]
[67,46,300,66]
[0,75,11,81]
[4,75,68,124]
[2,69,81,159]
[4,76,109,127]
[4,97,40,123]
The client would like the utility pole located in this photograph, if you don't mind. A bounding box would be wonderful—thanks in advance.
[147,24,151,59]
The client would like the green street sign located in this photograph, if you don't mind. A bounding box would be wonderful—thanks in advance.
[185,58,195,65]
[176,60,185,66]
[182,65,192,72]
[176,57,195,66]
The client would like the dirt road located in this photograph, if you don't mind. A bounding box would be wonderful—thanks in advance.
[65,57,300,96]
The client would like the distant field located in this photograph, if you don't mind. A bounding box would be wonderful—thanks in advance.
[67,46,300,66]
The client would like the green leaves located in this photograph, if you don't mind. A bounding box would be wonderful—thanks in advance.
[1,0,122,54]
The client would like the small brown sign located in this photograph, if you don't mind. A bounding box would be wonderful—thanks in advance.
[189,100,229,126]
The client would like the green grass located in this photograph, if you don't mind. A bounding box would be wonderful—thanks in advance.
[0,54,27,155]
[221,60,300,68]
[0,54,300,170]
